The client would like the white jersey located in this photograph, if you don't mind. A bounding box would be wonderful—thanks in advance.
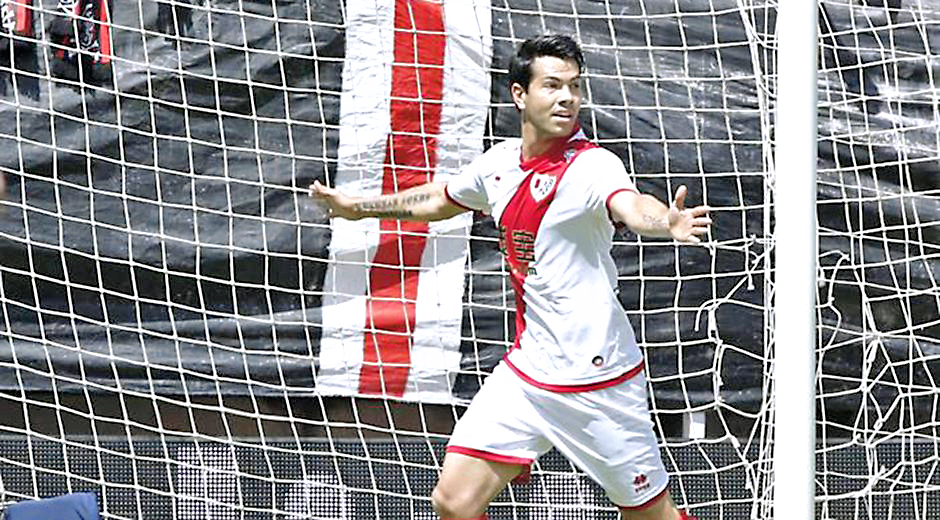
[446,129,643,391]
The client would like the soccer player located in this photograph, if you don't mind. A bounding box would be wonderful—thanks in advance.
[311,35,708,520]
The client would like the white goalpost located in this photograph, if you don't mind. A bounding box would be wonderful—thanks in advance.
[772,0,817,518]
[0,0,938,519]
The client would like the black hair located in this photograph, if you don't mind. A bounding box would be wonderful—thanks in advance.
[508,35,584,91]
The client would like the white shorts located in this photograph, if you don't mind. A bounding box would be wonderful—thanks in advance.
[447,362,669,509]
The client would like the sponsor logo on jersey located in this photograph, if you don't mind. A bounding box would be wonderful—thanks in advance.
[529,173,556,202]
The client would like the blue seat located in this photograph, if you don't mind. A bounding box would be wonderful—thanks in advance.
[3,492,100,520]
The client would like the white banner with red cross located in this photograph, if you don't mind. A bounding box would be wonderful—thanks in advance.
[316,0,492,403]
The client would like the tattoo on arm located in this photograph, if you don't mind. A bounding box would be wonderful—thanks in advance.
[642,214,667,230]
[355,192,432,219]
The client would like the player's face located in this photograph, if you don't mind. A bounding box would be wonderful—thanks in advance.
[513,56,582,141]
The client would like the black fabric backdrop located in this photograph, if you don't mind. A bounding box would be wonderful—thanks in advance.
[0,0,937,426]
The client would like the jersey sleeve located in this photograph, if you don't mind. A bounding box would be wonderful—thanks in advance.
[578,148,637,215]
[444,153,493,215]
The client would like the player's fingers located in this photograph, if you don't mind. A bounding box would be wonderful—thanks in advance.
[309,180,331,198]
[673,185,688,210]
[689,205,711,217]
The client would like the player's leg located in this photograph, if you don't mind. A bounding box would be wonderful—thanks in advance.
[533,371,692,518]
[434,362,550,519]
[431,451,523,519]
[618,490,693,520]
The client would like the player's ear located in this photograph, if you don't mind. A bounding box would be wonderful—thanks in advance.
[511,82,526,111]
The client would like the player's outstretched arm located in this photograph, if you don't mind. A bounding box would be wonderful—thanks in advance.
[609,185,712,243]
[309,180,466,222]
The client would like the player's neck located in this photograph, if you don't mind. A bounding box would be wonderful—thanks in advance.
[520,140,552,161]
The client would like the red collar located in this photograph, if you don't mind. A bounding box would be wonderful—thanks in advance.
[519,125,590,173]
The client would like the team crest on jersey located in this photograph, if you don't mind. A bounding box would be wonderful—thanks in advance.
[529,173,556,202]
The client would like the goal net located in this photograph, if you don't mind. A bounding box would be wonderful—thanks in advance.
[0,0,936,518]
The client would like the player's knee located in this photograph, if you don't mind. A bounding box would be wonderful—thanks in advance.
[618,492,682,520]
[431,484,483,518]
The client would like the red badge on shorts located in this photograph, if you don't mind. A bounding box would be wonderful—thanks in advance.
[633,473,651,493]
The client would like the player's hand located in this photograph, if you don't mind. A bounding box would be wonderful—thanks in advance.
[309,180,360,220]
[667,185,712,243]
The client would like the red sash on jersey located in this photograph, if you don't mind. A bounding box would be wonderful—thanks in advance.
[497,134,597,350]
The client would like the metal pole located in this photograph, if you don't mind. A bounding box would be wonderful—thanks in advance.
[773,1,818,519]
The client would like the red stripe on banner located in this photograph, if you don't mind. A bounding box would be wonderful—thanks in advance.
[360,0,445,397]
[98,0,112,64]
[13,0,33,36]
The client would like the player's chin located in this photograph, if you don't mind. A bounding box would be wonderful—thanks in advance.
[545,118,576,137]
